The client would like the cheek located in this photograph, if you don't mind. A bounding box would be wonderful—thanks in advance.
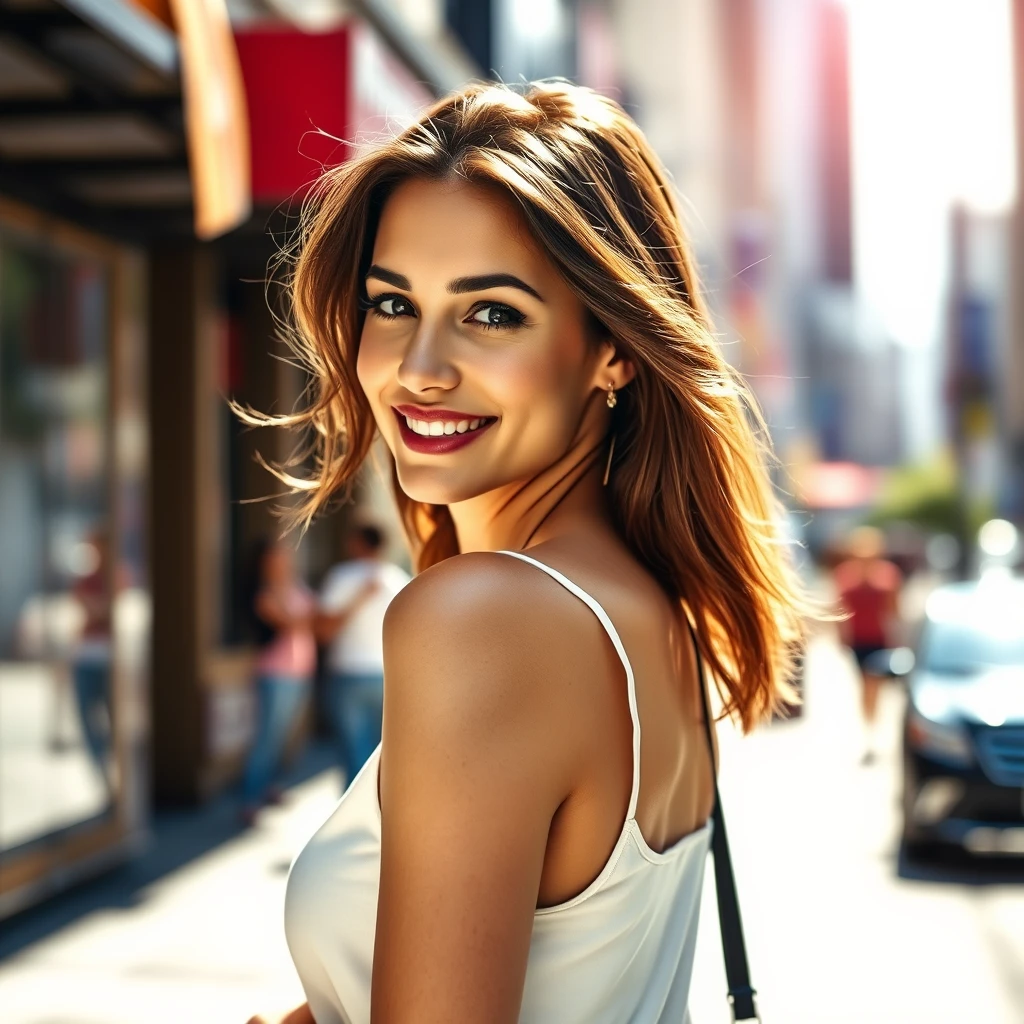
[509,333,588,407]
[355,324,391,407]
[485,331,592,444]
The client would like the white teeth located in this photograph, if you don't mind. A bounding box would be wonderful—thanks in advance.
[403,414,490,437]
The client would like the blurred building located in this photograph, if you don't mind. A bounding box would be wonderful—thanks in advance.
[790,0,909,471]
[0,0,472,918]
[946,205,1011,533]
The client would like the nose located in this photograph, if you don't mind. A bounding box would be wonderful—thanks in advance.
[395,319,460,395]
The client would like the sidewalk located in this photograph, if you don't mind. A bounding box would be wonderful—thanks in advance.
[0,744,345,1024]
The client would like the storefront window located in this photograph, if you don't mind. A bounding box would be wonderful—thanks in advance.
[0,228,117,852]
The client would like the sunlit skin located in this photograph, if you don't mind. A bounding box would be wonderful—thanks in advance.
[257,178,717,1024]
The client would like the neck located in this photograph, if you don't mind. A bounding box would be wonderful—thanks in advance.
[448,432,610,554]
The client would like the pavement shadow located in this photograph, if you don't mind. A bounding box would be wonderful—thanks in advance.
[0,740,338,961]
[897,842,1024,885]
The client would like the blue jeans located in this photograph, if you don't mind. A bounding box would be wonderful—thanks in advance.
[241,674,309,804]
[328,672,384,785]
[72,660,111,786]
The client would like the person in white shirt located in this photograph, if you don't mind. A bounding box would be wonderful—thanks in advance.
[316,524,410,785]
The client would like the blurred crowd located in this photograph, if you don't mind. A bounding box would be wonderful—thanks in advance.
[238,524,410,825]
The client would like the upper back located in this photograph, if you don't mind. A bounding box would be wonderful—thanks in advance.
[493,540,715,905]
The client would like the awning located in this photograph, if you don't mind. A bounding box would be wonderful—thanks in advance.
[0,0,191,236]
[0,0,249,239]
[0,0,472,240]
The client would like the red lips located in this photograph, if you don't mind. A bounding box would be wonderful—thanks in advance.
[392,406,497,455]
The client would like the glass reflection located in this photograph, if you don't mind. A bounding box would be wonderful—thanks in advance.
[0,229,117,853]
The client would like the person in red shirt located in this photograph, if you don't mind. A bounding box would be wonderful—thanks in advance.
[834,526,902,764]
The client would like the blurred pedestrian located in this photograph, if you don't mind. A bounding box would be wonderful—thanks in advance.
[70,527,115,795]
[240,538,316,826]
[316,524,410,786]
[834,525,903,764]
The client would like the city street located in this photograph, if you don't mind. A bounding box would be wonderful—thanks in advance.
[689,632,1024,1024]
[2,3,1023,1024]
[0,633,1022,1024]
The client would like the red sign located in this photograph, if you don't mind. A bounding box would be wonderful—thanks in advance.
[235,23,431,203]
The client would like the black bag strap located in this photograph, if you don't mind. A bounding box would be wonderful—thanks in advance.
[687,620,760,1023]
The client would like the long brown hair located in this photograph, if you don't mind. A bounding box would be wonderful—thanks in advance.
[250,80,810,730]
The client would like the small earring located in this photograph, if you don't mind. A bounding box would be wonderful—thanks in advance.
[606,382,618,409]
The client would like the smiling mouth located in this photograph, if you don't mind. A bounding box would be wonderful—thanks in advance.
[392,407,497,454]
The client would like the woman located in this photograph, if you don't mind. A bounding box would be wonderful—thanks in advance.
[250,81,807,1024]
[240,538,317,826]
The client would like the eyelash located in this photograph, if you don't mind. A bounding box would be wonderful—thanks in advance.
[359,293,527,332]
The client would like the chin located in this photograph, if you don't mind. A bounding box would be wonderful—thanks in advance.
[393,462,494,506]
[393,464,481,503]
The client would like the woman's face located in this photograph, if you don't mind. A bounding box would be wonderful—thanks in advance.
[356,176,620,506]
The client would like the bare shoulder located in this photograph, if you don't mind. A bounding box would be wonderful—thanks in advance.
[384,550,592,665]
[386,549,563,623]
[382,551,600,760]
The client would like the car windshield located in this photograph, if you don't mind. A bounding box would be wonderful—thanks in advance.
[922,619,1024,674]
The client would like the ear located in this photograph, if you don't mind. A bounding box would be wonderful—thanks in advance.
[593,338,636,392]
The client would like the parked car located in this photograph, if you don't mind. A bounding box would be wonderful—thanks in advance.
[900,575,1024,858]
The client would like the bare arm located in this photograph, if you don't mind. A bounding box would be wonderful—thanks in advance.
[371,554,575,1024]
[254,588,311,631]
[314,577,380,643]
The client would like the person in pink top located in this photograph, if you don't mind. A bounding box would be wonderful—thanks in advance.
[240,538,317,825]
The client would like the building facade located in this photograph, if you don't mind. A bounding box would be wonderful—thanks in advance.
[0,0,461,918]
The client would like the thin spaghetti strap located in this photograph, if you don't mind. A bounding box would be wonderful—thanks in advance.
[496,550,643,820]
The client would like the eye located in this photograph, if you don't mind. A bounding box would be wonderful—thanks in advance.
[467,303,526,330]
[380,296,413,316]
[362,293,416,319]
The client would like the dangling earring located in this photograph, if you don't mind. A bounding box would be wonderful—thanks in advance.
[602,433,616,487]
[603,382,618,486]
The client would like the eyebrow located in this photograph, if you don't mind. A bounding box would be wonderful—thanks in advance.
[365,265,544,302]
[365,265,411,290]
[448,274,543,301]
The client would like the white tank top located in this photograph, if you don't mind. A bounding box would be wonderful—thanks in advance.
[284,551,713,1023]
